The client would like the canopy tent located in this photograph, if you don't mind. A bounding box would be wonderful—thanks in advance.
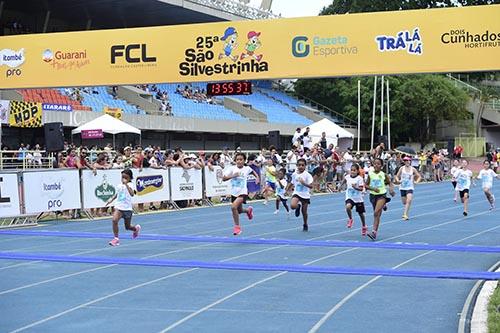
[302,118,354,150]
[71,114,141,147]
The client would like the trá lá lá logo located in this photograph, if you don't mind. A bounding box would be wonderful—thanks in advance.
[136,175,163,196]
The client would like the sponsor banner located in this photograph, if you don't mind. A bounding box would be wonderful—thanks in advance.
[132,168,170,204]
[23,170,81,214]
[0,5,498,89]
[81,129,104,139]
[0,100,9,124]
[0,173,21,217]
[104,106,122,120]
[42,103,72,112]
[204,166,231,197]
[8,101,42,127]
[81,169,122,209]
[170,167,203,200]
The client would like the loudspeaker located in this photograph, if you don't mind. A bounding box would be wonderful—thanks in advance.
[377,135,388,146]
[44,122,65,152]
[447,139,455,155]
[268,130,280,150]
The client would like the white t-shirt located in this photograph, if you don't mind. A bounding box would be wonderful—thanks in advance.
[225,165,253,197]
[343,152,353,172]
[456,169,473,191]
[478,169,497,189]
[345,175,364,203]
[286,151,297,172]
[399,166,415,191]
[291,171,313,199]
[275,179,288,199]
[292,132,301,145]
[302,135,312,150]
[450,166,460,181]
[114,182,134,211]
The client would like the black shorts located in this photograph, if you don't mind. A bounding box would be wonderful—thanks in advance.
[345,199,365,214]
[118,210,133,220]
[369,194,391,209]
[459,189,469,199]
[231,195,247,204]
[292,194,310,205]
[452,181,457,189]
[400,189,414,197]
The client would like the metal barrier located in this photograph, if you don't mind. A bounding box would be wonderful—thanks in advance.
[0,150,53,170]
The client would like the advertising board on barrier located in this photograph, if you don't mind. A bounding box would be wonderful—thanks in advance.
[81,168,170,208]
[170,167,203,200]
[9,101,42,128]
[204,166,230,197]
[0,5,498,89]
[0,173,21,217]
[42,103,72,112]
[23,170,81,214]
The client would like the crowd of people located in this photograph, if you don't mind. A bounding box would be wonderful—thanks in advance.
[176,84,218,104]
[136,84,173,115]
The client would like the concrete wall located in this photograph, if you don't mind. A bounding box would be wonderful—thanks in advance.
[296,105,323,122]
[116,86,161,113]
[223,97,267,122]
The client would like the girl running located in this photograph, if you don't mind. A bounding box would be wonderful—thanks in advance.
[477,160,500,210]
[262,157,277,205]
[105,169,141,246]
[395,156,422,220]
[287,158,313,231]
[343,163,367,235]
[450,159,461,202]
[223,153,260,235]
[274,168,290,215]
[455,159,473,216]
[365,158,395,240]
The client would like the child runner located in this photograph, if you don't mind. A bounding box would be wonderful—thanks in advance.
[365,158,395,240]
[274,168,290,215]
[287,158,314,231]
[223,153,260,235]
[477,160,500,210]
[262,157,277,205]
[450,159,461,202]
[105,169,141,246]
[343,163,367,235]
[455,159,473,216]
[395,156,422,220]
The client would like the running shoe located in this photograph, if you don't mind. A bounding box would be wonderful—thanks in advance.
[361,226,368,236]
[402,215,409,221]
[263,200,268,206]
[246,206,254,220]
[295,204,301,217]
[383,205,387,211]
[108,238,120,246]
[302,224,308,232]
[233,225,242,236]
[346,219,353,228]
[463,211,468,216]
[133,224,141,239]
[366,231,377,241]
[273,210,279,215]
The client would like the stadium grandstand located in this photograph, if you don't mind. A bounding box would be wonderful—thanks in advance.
[0,0,355,150]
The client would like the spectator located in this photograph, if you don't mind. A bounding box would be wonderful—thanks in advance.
[292,127,302,145]
[319,132,327,149]
[220,147,233,166]
[112,155,125,169]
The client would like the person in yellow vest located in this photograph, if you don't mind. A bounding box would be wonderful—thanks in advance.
[365,158,395,240]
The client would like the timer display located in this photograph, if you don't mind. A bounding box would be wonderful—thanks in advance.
[206,81,252,96]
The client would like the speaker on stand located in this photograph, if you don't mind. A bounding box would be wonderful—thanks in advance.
[268,130,281,150]
[44,122,65,152]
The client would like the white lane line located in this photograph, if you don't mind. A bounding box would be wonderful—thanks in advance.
[307,214,499,333]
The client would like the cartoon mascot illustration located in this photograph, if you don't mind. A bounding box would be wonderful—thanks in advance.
[241,31,263,62]
[219,27,239,62]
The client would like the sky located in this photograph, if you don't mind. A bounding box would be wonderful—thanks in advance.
[248,0,333,17]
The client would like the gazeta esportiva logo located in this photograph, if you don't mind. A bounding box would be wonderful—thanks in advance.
[291,35,357,58]
[375,28,423,55]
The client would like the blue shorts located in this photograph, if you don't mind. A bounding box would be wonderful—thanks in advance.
[400,189,414,197]
[266,181,276,191]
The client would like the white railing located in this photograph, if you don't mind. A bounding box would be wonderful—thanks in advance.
[0,150,53,170]
[188,0,279,19]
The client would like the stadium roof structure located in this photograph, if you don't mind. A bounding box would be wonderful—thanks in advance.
[2,0,277,33]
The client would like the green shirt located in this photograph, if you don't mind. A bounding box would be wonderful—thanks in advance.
[368,170,387,195]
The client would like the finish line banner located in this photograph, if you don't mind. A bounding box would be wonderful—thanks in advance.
[0,5,499,89]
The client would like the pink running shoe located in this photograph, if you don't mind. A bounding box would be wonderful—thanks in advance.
[233,225,242,236]
[347,219,353,229]
[133,224,141,239]
[361,226,368,236]
[108,238,120,246]
[246,206,254,220]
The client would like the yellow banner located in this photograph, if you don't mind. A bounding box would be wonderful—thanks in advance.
[8,101,42,127]
[0,5,499,89]
[104,106,122,120]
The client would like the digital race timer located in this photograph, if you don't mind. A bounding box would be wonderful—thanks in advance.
[206,81,252,96]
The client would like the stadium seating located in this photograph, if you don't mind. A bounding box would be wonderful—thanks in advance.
[19,89,91,111]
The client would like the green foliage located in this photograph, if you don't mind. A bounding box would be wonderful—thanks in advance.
[488,282,500,333]
[294,75,470,144]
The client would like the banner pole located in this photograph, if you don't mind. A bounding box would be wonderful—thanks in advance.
[380,75,384,137]
[357,80,361,154]
[370,76,378,152]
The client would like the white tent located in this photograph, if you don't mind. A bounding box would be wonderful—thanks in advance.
[302,118,354,150]
[71,114,141,146]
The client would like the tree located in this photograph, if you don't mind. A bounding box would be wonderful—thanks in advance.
[294,75,470,145]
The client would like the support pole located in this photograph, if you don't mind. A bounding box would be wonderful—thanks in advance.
[370,76,378,151]
[380,76,384,136]
[357,80,361,153]
[387,80,391,151]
